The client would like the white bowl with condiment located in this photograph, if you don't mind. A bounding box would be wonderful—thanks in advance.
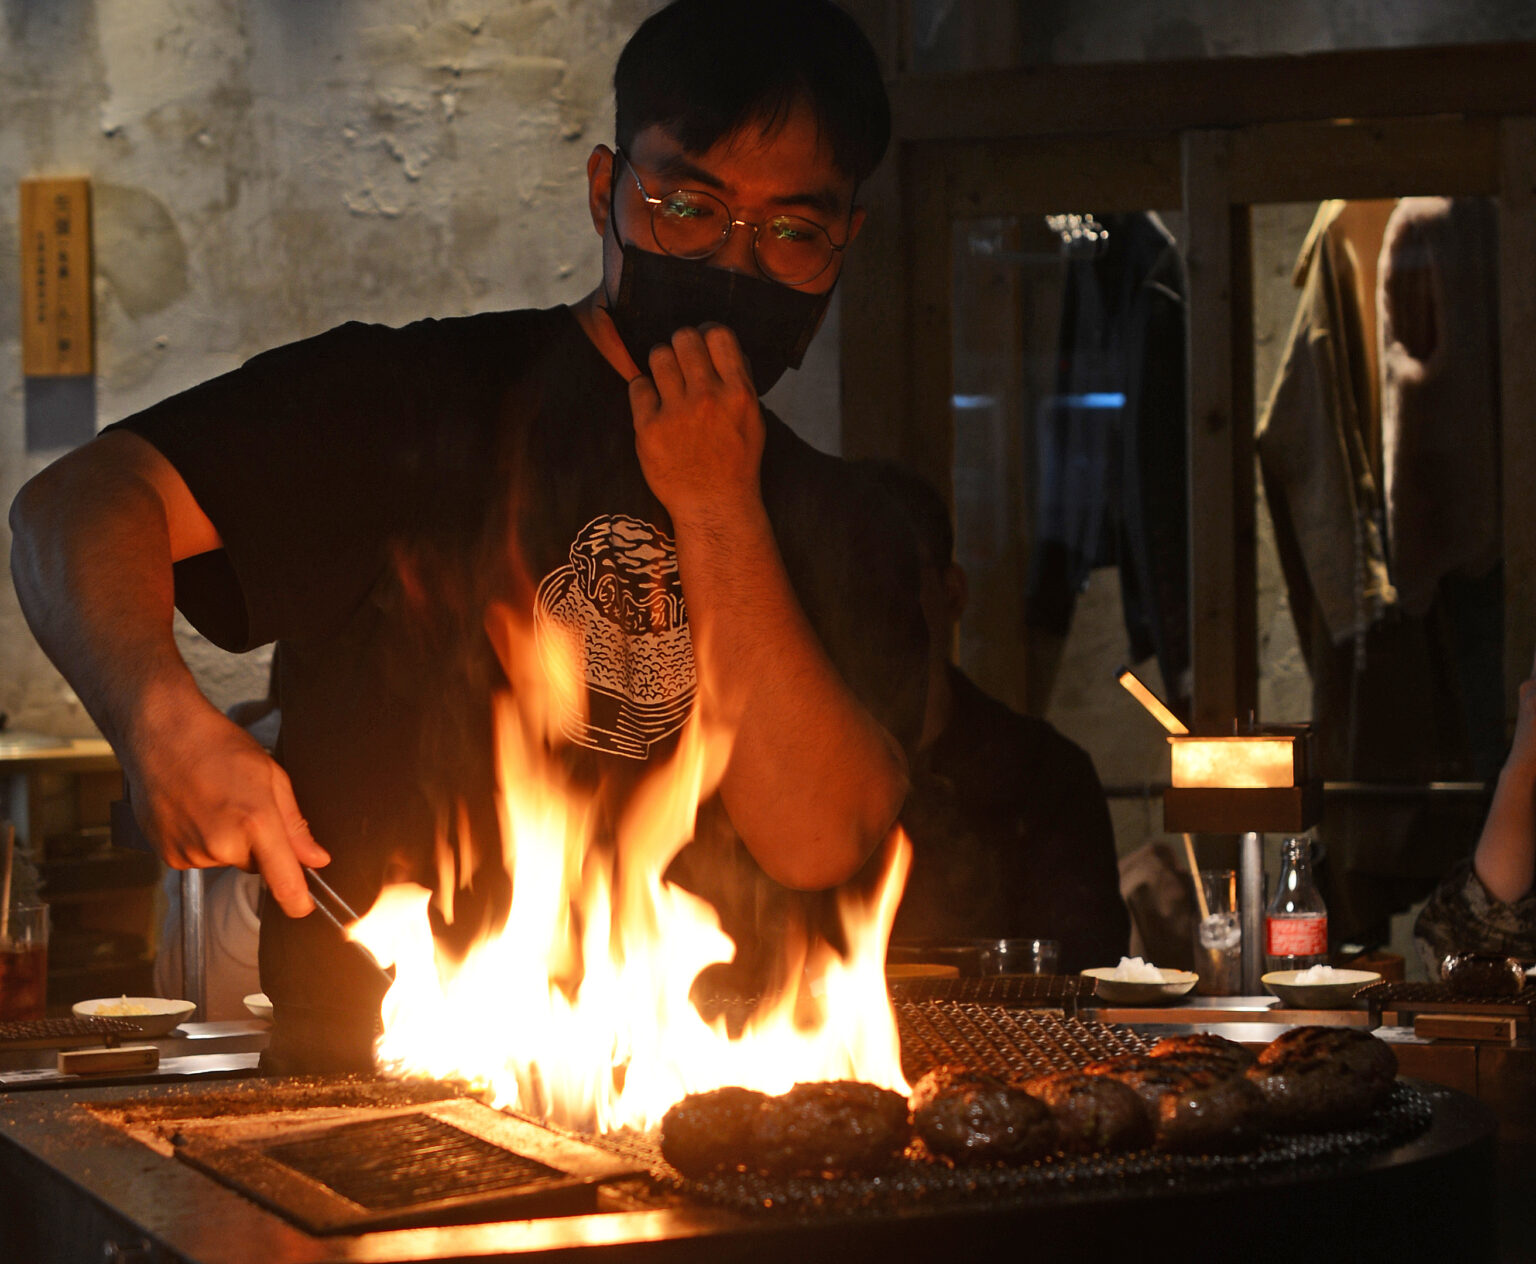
[243,992,273,1020]
[1081,966,1198,1005]
[1262,968,1380,1009]
[72,996,196,1037]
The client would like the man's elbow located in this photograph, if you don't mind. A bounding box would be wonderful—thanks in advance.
[9,466,51,540]
[9,468,63,597]
[766,764,909,892]
[10,443,103,545]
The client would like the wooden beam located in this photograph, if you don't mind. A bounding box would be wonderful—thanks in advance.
[1500,118,1536,712]
[892,42,1536,143]
[1183,131,1257,731]
[941,134,1181,219]
[1227,116,1502,204]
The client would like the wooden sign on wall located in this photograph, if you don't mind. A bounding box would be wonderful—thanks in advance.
[20,177,93,377]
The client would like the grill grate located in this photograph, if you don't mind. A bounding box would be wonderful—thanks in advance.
[171,1096,643,1235]
[1358,979,1536,1024]
[666,1081,1437,1219]
[897,1004,1149,1081]
[889,975,1094,1012]
[627,1005,1435,1218]
[260,1114,565,1213]
[0,1015,140,1049]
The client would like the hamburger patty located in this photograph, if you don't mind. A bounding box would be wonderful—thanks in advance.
[1083,1053,1266,1153]
[1148,1032,1256,1076]
[1245,1025,1399,1132]
[660,1081,910,1178]
[909,1065,1059,1162]
[1017,1071,1152,1154]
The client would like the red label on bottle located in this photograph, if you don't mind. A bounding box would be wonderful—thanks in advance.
[1266,915,1327,956]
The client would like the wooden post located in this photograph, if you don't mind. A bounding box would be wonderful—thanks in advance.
[903,143,954,478]
[1181,131,1257,732]
[1500,118,1536,711]
[839,146,907,461]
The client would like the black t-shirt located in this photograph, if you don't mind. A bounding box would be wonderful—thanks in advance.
[894,664,1130,972]
[114,306,926,1039]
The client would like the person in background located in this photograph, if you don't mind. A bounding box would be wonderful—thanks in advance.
[1414,647,1536,973]
[858,461,1130,972]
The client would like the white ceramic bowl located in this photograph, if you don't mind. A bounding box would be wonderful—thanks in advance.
[72,997,196,1037]
[1081,966,1198,1005]
[243,992,273,1021]
[1262,968,1380,1009]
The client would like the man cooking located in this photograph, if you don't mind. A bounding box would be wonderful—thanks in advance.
[8,0,926,1072]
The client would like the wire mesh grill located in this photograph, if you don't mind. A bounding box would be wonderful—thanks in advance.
[663,1081,1436,1219]
[897,1003,1148,1081]
[1358,979,1536,1007]
[0,1015,140,1045]
[595,1005,1435,1218]
[888,975,1094,1011]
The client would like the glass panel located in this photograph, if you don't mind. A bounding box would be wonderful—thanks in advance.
[949,209,1189,877]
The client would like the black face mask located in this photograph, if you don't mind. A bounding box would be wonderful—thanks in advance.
[606,241,832,394]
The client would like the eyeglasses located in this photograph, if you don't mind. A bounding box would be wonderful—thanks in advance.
[616,148,848,287]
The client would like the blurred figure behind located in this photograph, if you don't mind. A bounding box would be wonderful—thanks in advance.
[1414,647,1536,974]
[859,461,1130,971]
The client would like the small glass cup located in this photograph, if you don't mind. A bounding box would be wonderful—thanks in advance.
[974,937,1060,976]
[0,903,50,1021]
[1192,869,1241,996]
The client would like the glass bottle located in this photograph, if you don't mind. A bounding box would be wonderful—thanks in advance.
[1265,836,1328,971]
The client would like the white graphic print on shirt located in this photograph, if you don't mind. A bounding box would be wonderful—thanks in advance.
[533,514,697,759]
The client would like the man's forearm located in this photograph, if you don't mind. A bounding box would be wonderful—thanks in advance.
[9,442,210,763]
[672,500,908,891]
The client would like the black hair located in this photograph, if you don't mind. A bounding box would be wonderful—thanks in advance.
[614,0,891,186]
[854,459,954,569]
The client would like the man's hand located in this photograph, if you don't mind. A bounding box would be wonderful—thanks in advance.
[126,702,329,918]
[629,324,764,525]
[10,432,330,918]
[617,321,905,889]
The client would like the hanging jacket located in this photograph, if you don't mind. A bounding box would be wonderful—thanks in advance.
[1024,212,1191,713]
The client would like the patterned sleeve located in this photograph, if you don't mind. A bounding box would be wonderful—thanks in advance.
[1412,856,1536,976]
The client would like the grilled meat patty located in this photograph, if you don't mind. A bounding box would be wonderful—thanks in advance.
[909,1064,1059,1163]
[1017,1072,1152,1155]
[659,1086,771,1177]
[1083,1053,1265,1153]
[1244,1025,1398,1132]
[1148,1032,1256,1075]
[660,1081,910,1178]
[752,1081,912,1176]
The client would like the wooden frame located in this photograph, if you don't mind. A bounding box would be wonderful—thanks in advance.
[841,36,1536,730]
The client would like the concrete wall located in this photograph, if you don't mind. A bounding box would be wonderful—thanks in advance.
[0,0,846,739]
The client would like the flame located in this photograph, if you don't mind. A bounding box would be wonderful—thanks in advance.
[347,601,910,1134]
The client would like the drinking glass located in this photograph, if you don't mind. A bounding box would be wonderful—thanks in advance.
[0,903,49,1021]
[974,937,1060,976]
[1192,869,1241,996]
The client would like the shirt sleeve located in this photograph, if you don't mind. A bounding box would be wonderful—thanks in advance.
[1413,856,1536,973]
[108,320,440,650]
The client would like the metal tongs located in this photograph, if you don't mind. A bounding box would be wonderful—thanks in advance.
[303,867,395,987]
